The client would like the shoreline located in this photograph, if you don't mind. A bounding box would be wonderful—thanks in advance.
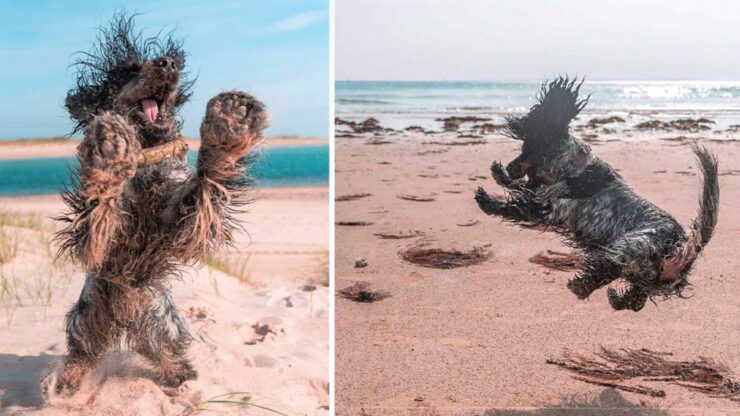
[0,136,328,161]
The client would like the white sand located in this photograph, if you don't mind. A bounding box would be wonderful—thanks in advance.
[0,188,329,415]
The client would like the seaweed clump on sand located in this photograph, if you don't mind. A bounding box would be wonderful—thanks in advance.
[335,117,385,134]
[335,193,373,202]
[338,281,390,303]
[547,348,740,401]
[528,250,582,271]
[397,194,436,202]
[336,221,374,226]
[400,243,491,269]
[635,118,714,132]
[374,230,425,240]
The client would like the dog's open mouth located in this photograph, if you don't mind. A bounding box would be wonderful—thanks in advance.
[141,98,160,123]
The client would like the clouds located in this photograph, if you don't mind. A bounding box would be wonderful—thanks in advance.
[269,9,327,34]
[336,0,740,81]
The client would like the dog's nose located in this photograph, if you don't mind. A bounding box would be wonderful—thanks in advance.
[154,57,177,71]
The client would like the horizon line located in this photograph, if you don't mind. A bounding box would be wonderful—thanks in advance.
[335,79,740,83]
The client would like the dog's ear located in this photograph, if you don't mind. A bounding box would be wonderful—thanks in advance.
[65,86,100,129]
[536,76,589,135]
[504,76,589,143]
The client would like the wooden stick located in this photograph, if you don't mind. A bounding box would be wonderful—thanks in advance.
[137,136,189,166]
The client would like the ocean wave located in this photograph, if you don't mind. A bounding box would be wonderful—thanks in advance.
[336,98,394,105]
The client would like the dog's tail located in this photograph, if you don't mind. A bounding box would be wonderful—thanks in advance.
[690,143,720,249]
[660,144,719,281]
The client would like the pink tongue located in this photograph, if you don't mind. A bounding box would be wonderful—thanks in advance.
[141,99,159,123]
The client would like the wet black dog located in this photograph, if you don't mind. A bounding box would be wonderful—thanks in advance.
[475,77,719,311]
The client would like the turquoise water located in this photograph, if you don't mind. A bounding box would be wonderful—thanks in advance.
[0,145,328,196]
[336,80,740,131]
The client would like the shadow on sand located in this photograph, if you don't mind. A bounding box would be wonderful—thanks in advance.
[483,389,668,416]
[0,353,60,408]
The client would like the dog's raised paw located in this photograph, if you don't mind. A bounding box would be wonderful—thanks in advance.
[78,112,141,187]
[201,91,267,153]
[490,161,511,185]
[475,187,505,215]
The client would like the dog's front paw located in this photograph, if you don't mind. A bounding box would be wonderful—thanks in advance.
[77,112,141,193]
[490,161,512,186]
[200,91,267,155]
[475,187,505,215]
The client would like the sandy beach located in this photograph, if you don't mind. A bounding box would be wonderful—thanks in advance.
[335,128,740,415]
[0,136,328,161]
[0,187,329,415]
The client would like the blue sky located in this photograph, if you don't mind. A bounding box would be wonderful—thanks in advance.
[337,0,740,81]
[0,0,328,139]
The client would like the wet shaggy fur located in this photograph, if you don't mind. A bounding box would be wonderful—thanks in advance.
[53,13,267,395]
[475,77,720,311]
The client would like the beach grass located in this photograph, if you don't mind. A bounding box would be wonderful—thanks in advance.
[0,210,77,314]
[181,392,289,416]
[313,251,329,288]
[205,254,262,288]
[0,229,18,264]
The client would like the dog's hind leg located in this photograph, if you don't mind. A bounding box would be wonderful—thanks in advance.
[566,251,621,300]
[129,288,197,387]
[56,275,120,395]
[607,286,648,311]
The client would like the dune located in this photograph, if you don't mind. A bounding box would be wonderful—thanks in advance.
[335,133,740,415]
[0,187,329,415]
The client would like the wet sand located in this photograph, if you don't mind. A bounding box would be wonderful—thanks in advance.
[335,133,740,415]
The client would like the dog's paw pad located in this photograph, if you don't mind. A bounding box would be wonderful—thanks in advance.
[202,91,267,152]
[78,113,141,186]
[207,91,267,134]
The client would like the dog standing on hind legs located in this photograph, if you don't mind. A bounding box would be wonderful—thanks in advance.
[51,13,267,395]
[474,76,720,311]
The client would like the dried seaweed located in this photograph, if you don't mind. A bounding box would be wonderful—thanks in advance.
[338,282,390,303]
[335,193,372,202]
[456,220,479,227]
[374,230,425,240]
[422,140,488,146]
[529,250,582,271]
[336,221,374,226]
[547,348,740,402]
[400,243,491,269]
[397,194,436,202]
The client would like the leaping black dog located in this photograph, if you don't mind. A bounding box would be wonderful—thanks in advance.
[474,77,719,311]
